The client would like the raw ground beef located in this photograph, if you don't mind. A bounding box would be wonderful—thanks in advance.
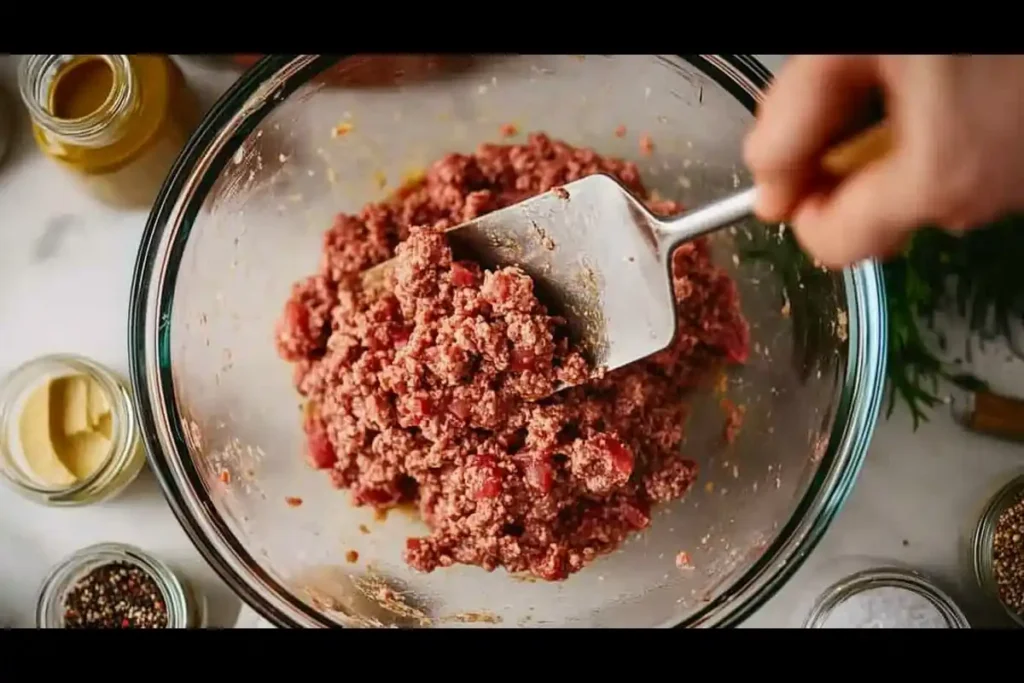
[275,132,749,581]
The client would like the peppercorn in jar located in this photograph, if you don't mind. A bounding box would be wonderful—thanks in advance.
[17,54,200,208]
[36,543,206,629]
[969,472,1024,627]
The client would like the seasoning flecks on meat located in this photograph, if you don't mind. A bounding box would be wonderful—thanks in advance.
[275,132,749,581]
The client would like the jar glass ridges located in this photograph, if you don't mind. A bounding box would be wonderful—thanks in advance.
[18,55,137,148]
[0,354,145,506]
[970,472,1024,627]
[804,567,970,628]
[36,542,206,628]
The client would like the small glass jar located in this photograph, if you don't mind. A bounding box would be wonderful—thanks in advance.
[0,354,146,506]
[36,542,207,628]
[967,471,1024,627]
[789,555,970,628]
[17,54,200,208]
[803,566,970,628]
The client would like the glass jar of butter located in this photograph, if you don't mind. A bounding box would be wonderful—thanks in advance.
[0,354,145,506]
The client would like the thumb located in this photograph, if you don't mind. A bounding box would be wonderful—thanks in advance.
[789,153,928,268]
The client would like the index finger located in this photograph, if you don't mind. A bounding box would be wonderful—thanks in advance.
[745,55,882,222]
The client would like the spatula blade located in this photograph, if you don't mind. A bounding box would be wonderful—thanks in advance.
[447,174,678,375]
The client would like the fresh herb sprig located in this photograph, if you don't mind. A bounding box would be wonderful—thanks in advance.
[742,216,1024,429]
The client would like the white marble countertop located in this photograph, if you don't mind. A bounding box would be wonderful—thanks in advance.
[1,55,1021,629]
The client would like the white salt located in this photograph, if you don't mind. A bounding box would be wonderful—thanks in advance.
[818,586,950,628]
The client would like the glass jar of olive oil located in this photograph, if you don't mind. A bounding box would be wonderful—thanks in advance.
[18,54,200,208]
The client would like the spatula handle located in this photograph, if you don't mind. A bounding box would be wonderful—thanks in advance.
[655,121,895,253]
[953,387,1024,443]
[820,122,893,177]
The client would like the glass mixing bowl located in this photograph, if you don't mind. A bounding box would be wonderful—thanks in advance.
[129,55,887,628]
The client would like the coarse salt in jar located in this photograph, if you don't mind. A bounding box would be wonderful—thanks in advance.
[802,565,970,628]
[0,354,146,506]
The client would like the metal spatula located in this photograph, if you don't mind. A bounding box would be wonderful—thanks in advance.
[363,123,892,377]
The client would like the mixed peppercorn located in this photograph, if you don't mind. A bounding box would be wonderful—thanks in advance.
[993,492,1024,618]
[62,561,168,629]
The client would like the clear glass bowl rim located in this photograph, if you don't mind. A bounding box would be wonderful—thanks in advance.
[128,54,889,628]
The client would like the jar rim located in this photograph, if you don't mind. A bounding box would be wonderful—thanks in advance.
[803,566,970,628]
[0,353,141,503]
[35,542,192,628]
[17,54,136,146]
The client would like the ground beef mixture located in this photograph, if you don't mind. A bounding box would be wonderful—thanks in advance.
[275,132,749,581]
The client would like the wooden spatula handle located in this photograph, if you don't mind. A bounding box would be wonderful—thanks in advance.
[820,123,893,178]
[955,388,1024,443]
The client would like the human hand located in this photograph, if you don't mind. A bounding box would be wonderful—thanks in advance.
[744,55,1024,268]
